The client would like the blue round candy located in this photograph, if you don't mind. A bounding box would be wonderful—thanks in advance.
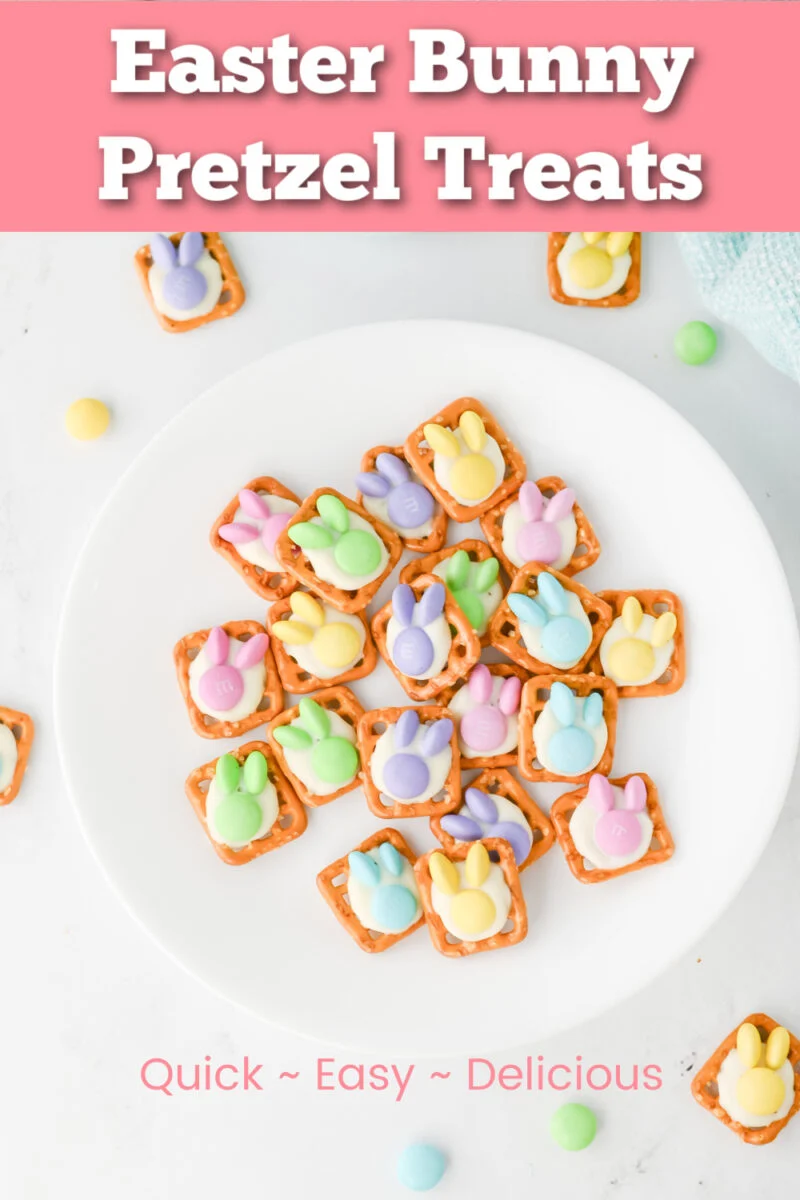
[541,616,591,666]
[388,481,435,530]
[163,265,208,311]
[383,752,430,800]
[371,884,418,932]
[393,627,434,677]
[396,1143,447,1192]
[548,726,596,775]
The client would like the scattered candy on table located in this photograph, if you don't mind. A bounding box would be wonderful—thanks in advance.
[65,397,110,441]
[549,1102,598,1151]
[674,320,717,364]
[396,1143,447,1192]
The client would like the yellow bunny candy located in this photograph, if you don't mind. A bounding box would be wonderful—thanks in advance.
[735,1024,790,1118]
[602,597,678,685]
[429,850,459,894]
[606,232,634,257]
[581,233,606,245]
[272,593,362,669]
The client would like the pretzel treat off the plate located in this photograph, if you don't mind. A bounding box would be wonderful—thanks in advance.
[371,574,481,702]
[404,397,526,522]
[185,741,307,866]
[355,444,448,553]
[210,476,301,602]
[550,772,672,884]
[547,232,642,308]
[692,1014,800,1145]
[489,564,612,676]
[439,663,527,769]
[400,538,504,648]
[0,707,34,806]
[518,674,618,783]
[174,621,282,739]
[357,705,460,819]
[135,232,246,333]
[317,828,425,954]
[267,686,364,807]
[267,591,379,694]
[431,767,554,873]
[480,476,601,579]
[415,839,528,958]
[274,488,402,614]
[591,589,685,697]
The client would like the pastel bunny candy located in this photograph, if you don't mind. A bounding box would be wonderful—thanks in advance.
[387,582,450,679]
[347,840,422,934]
[508,573,593,669]
[273,696,360,794]
[218,489,294,563]
[514,481,576,566]
[451,664,521,759]
[600,595,678,687]
[586,773,648,857]
[196,626,269,714]
[210,750,274,847]
[138,231,245,333]
[150,232,210,311]
[440,549,502,636]
[289,493,385,580]
[423,409,503,506]
[441,786,532,865]
[356,453,435,535]
[733,1024,792,1121]
[536,681,607,777]
[272,592,365,677]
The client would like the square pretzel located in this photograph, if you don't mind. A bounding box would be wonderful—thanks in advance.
[185,740,307,866]
[356,444,448,553]
[480,476,601,579]
[404,397,527,522]
[547,233,642,308]
[317,827,425,954]
[210,476,301,602]
[550,772,673,884]
[518,673,618,783]
[0,707,34,806]
[357,705,461,819]
[489,564,612,676]
[267,685,364,807]
[173,620,283,739]
[590,589,685,698]
[267,593,379,694]
[274,488,402,614]
[399,538,505,648]
[371,573,482,702]
[430,767,554,873]
[414,838,528,958]
[439,663,528,769]
[135,232,246,333]
[692,1013,800,1145]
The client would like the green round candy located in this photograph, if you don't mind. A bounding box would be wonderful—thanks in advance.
[243,750,268,795]
[452,587,484,631]
[334,529,381,577]
[674,320,717,365]
[214,794,263,844]
[311,736,358,785]
[549,1103,597,1151]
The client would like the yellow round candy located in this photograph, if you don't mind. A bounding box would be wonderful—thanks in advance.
[65,398,110,441]
[449,454,495,501]
[581,233,606,245]
[312,622,361,669]
[621,595,644,634]
[567,247,613,290]
[736,1068,785,1117]
[606,637,655,683]
[606,232,634,258]
[451,889,496,936]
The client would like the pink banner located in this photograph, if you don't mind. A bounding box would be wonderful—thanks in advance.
[0,1,796,230]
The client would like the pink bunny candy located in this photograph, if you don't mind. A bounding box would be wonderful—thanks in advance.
[516,482,576,565]
[219,489,292,555]
[588,773,646,857]
[459,666,521,753]
[198,627,269,712]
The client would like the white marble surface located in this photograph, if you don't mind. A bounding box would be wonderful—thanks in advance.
[0,232,798,1197]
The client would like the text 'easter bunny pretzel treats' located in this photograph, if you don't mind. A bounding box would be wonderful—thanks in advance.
[268,591,378,693]
[594,590,685,696]
[442,663,525,768]
[275,488,402,613]
[174,621,282,738]
[358,706,460,819]
[268,687,363,807]
[210,476,301,602]
[400,539,504,646]
[481,476,601,578]
[355,446,448,552]
[519,675,618,783]
[415,840,528,957]
[185,742,307,866]
[318,829,425,953]
[547,233,641,308]
[433,768,554,873]
[0,707,35,806]
[405,398,526,522]
[135,232,245,333]
[693,1015,800,1145]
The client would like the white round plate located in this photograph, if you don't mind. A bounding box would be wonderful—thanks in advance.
[55,321,799,1054]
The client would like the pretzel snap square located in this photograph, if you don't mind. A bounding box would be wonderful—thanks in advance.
[185,740,307,866]
[591,589,685,697]
[317,827,425,954]
[0,707,34,806]
[400,538,505,648]
[518,674,618,784]
[547,233,641,308]
[431,766,554,874]
[439,663,527,770]
[692,1013,800,1145]
[480,476,601,579]
[357,705,460,819]
[414,839,528,958]
[490,563,612,676]
[550,772,673,884]
[274,488,402,614]
[267,685,364,807]
[210,476,301,602]
[404,397,526,522]
[174,620,283,739]
[135,232,245,333]
[355,444,448,553]
[371,574,481,702]
[268,591,378,694]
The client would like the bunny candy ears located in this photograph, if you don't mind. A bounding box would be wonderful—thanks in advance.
[150,232,210,311]
[198,628,269,712]
[392,708,453,756]
[151,232,205,270]
[621,596,677,645]
[349,839,408,885]
[549,680,604,728]
[215,749,269,796]
[219,489,292,553]
[356,453,435,529]
[587,773,646,814]
[467,663,521,715]
[516,481,576,564]
[441,787,532,865]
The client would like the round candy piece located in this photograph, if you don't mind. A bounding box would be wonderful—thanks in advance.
[550,1103,597,1151]
[674,320,717,365]
[541,616,591,666]
[65,397,110,441]
[606,637,655,683]
[548,726,596,775]
[396,1144,447,1192]
[594,809,642,856]
[568,246,613,290]
[198,665,244,712]
[213,793,263,845]
[334,529,381,577]
[310,736,358,785]
[737,1067,786,1117]
[371,884,418,933]
[388,480,434,530]
[313,622,361,669]
[449,453,495,501]
[392,627,434,677]
[517,521,561,565]
[163,265,208,311]
[451,888,496,936]
[383,752,430,801]
[461,706,506,752]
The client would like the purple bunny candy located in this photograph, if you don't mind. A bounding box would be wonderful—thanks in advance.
[390,582,447,678]
[440,786,533,865]
[150,232,209,312]
[382,716,453,802]
[357,452,435,532]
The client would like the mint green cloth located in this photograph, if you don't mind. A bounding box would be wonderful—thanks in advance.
[678,233,800,382]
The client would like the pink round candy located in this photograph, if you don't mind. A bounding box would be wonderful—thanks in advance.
[516,522,561,565]
[594,810,642,857]
[198,664,244,712]
[461,706,507,752]
[261,512,292,554]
